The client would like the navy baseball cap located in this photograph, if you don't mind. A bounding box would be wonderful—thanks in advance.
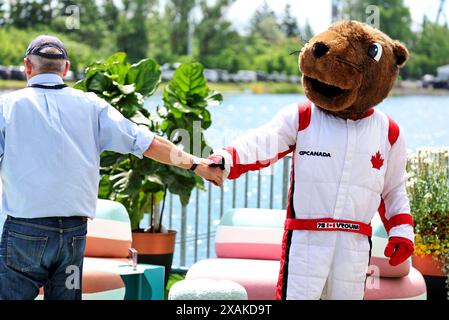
[26,35,69,60]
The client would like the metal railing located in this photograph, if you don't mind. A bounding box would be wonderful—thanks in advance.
[160,155,292,269]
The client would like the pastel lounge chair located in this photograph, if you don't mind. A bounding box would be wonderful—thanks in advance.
[36,199,164,300]
[186,208,427,300]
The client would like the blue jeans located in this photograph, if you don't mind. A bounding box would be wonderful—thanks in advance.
[0,215,87,300]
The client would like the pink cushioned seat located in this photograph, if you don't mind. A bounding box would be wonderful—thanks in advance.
[364,267,427,300]
[186,258,426,300]
[187,258,279,300]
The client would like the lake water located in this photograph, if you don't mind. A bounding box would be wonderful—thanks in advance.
[205,93,449,151]
[1,92,449,268]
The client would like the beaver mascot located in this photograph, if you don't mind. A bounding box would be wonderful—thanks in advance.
[209,20,415,300]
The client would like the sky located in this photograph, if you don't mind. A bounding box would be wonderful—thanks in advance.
[224,0,449,35]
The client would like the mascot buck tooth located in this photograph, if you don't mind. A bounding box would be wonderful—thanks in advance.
[209,20,415,300]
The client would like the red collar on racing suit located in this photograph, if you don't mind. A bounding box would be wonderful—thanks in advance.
[347,108,375,121]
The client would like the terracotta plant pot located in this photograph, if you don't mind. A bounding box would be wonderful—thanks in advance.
[412,254,447,300]
[132,230,177,287]
[412,255,445,277]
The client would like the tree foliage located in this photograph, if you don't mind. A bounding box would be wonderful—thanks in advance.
[165,0,197,56]
[0,0,447,78]
[281,4,300,38]
[406,19,449,78]
[342,0,414,44]
[195,0,240,69]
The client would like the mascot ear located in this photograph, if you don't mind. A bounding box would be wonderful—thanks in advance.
[393,41,409,68]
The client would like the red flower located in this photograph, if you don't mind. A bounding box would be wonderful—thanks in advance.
[371,151,384,170]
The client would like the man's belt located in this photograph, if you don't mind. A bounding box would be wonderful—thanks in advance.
[285,218,372,237]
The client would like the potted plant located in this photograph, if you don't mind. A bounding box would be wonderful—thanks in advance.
[75,53,222,285]
[406,147,449,300]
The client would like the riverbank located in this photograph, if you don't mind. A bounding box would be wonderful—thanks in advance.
[2,79,449,96]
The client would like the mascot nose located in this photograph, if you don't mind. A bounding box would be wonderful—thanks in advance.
[313,42,330,58]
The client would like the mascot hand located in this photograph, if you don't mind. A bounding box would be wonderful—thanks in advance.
[206,155,226,187]
[384,237,414,266]
[208,155,225,170]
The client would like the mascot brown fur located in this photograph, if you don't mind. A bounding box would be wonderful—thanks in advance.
[300,20,409,118]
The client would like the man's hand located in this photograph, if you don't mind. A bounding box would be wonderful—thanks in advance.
[194,159,224,187]
[143,136,223,186]
[384,237,414,266]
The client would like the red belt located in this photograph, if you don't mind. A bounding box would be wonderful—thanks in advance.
[285,218,372,237]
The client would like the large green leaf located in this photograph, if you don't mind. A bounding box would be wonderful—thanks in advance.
[126,59,161,96]
[100,152,128,167]
[167,175,196,207]
[116,92,144,118]
[105,52,128,65]
[86,72,113,93]
[164,63,208,104]
[205,90,223,105]
[105,52,130,84]
[130,110,152,126]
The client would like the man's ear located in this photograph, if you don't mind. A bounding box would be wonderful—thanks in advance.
[24,57,33,78]
[393,41,409,68]
[63,60,71,77]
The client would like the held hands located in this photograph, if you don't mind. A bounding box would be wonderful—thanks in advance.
[194,158,224,187]
[384,237,414,266]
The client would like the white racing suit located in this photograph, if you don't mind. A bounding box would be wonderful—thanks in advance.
[214,101,414,300]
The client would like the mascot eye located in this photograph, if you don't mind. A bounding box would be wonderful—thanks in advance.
[368,43,383,62]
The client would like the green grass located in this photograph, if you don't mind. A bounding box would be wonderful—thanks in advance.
[159,81,303,94]
[0,79,27,90]
[207,81,303,94]
[0,79,304,94]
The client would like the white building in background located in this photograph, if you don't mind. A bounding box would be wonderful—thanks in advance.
[436,64,449,82]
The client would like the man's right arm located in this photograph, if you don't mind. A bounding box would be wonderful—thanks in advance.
[96,96,223,186]
[143,135,223,186]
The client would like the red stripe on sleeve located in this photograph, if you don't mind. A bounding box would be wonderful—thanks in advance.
[386,214,414,233]
[225,146,295,180]
[378,199,389,230]
[378,199,414,233]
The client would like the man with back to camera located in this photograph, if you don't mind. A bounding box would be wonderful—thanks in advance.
[0,35,223,300]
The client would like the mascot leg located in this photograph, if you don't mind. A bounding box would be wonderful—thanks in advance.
[322,233,371,300]
[276,231,338,300]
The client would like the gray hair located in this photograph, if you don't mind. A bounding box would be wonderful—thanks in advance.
[26,47,67,74]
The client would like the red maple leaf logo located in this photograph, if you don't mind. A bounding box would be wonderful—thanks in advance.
[371,151,384,170]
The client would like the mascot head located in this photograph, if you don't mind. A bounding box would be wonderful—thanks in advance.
[299,20,409,119]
